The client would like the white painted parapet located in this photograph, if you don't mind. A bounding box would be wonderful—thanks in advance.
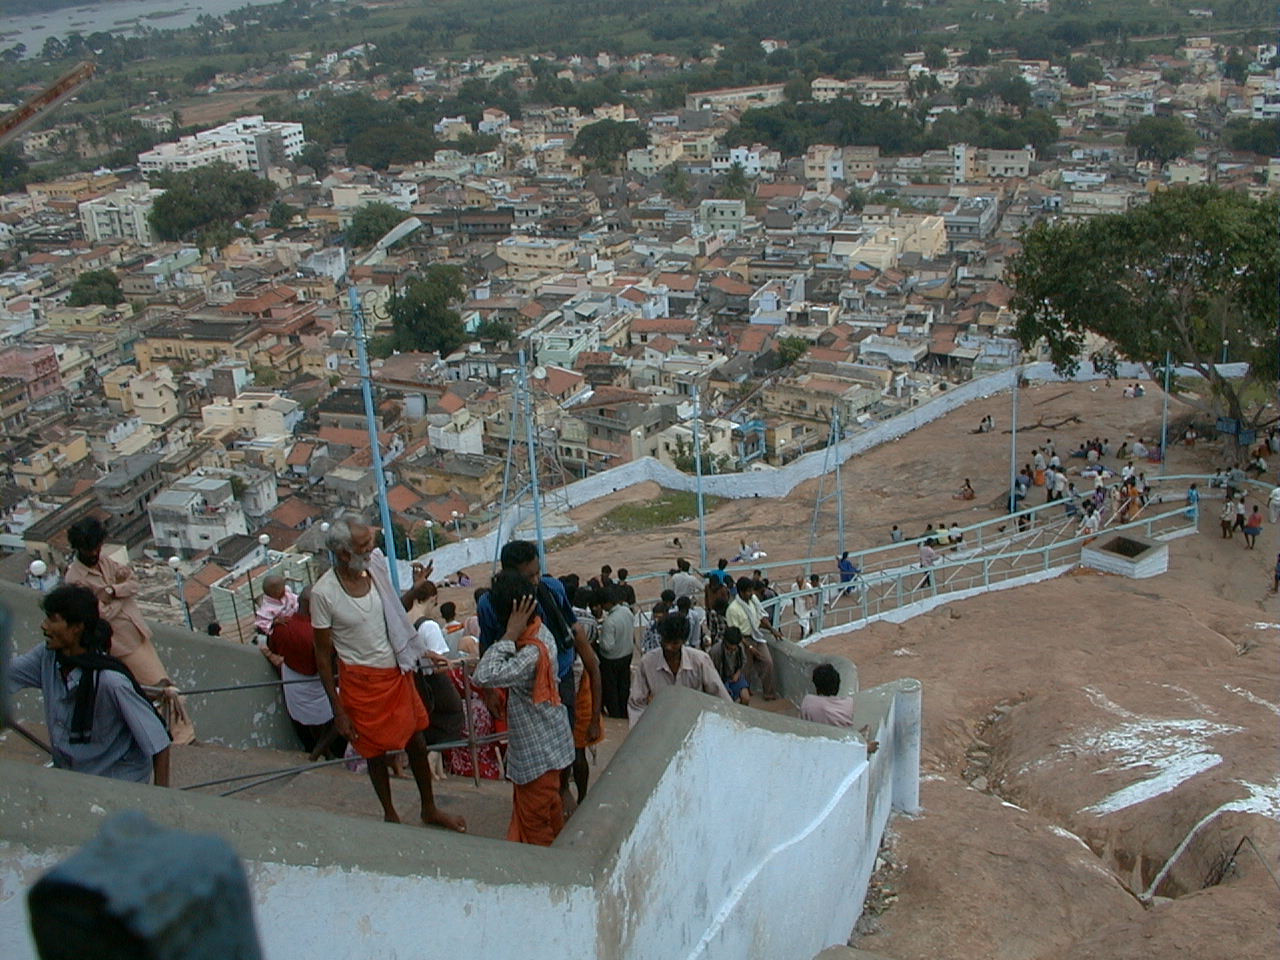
[1,683,920,960]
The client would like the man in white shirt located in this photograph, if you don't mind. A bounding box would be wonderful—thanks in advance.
[312,518,464,831]
[670,557,704,602]
[726,577,778,700]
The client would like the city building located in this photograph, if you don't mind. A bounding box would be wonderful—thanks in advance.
[147,474,249,558]
[78,185,164,244]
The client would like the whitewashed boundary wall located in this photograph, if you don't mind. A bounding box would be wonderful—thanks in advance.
[427,362,1238,576]
[1,682,920,960]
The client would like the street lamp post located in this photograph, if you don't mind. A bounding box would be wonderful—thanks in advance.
[425,520,435,552]
[1221,339,1229,365]
[167,556,194,631]
[451,510,463,538]
[26,559,52,593]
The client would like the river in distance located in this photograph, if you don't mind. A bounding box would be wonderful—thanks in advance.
[0,0,286,55]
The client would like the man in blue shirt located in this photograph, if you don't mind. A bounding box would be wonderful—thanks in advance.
[477,541,601,800]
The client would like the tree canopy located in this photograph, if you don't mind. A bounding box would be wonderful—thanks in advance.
[387,265,468,356]
[346,202,412,249]
[147,162,275,245]
[571,119,648,170]
[1009,186,1279,431]
[1125,116,1196,165]
[67,269,124,307]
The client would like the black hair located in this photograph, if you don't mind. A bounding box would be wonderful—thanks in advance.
[812,663,841,696]
[601,564,612,576]
[42,584,112,653]
[67,516,108,554]
[676,595,691,612]
[717,558,728,569]
[723,626,742,646]
[735,576,755,595]
[489,569,536,623]
[439,601,456,621]
[676,557,690,572]
[574,586,594,608]
[652,600,669,616]
[605,585,624,605]
[658,615,688,646]
[616,568,628,580]
[561,573,581,596]
[660,588,676,604]
[499,540,539,570]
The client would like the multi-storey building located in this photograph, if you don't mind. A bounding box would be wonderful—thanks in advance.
[78,185,163,244]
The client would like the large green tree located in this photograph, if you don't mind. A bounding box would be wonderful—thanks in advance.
[148,162,275,245]
[1125,116,1196,165]
[67,269,123,307]
[387,265,468,356]
[346,202,411,249]
[1009,186,1279,434]
[571,119,648,170]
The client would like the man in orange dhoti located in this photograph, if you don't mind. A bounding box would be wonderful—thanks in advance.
[473,571,575,846]
[312,518,464,831]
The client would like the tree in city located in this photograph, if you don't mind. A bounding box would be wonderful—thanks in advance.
[294,142,330,177]
[148,162,275,245]
[571,118,648,171]
[1009,186,1279,437]
[267,201,301,228]
[388,265,468,356]
[777,336,809,366]
[663,162,693,203]
[474,317,515,344]
[1065,56,1104,88]
[1125,116,1196,165]
[717,162,750,200]
[67,269,124,307]
[346,201,411,248]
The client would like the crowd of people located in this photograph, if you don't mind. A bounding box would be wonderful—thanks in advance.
[9,406,1273,845]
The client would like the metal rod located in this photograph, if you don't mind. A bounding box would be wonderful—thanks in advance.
[1009,365,1020,513]
[141,678,318,697]
[692,383,707,570]
[834,410,845,555]
[347,284,400,592]
[520,349,547,575]
[1160,349,1171,476]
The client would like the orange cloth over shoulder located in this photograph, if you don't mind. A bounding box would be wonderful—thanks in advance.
[518,617,560,707]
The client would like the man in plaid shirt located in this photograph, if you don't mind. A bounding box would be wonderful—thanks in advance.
[474,570,575,845]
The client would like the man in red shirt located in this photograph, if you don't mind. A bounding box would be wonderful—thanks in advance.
[260,588,344,757]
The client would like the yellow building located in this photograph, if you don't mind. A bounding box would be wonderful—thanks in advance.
[12,431,90,493]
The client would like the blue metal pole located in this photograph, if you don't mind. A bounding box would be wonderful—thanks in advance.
[520,350,547,575]
[1009,366,1020,513]
[173,569,193,631]
[834,410,845,554]
[692,384,707,569]
[346,285,399,591]
[1160,349,1170,476]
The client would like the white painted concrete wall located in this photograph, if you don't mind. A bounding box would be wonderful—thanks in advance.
[426,360,1214,577]
[1,681,920,960]
[599,710,872,960]
[0,844,597,960]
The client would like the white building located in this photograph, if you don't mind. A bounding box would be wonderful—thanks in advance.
[138,115,305,177]
[147,474,249,558]
[78,185,164,245]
